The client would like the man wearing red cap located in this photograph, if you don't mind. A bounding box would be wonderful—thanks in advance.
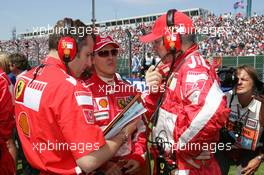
[0,68,16,174]
[84,35,146,175]
[14,18,138,174]
[140,9,230,175]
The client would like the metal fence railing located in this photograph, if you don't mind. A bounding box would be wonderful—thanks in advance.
[221,55,264,81]
[117,55,264,81]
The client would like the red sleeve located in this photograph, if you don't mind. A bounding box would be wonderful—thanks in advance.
[0,72,15,142]
[174,61,229,157]
[57,81,106,160]
[126,118,147,166]
[142,91,161,120]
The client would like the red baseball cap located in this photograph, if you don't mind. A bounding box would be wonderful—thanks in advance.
[140,11,194,43]
[94,35,119,52]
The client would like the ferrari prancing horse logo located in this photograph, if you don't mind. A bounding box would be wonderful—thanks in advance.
[16,79,26,100]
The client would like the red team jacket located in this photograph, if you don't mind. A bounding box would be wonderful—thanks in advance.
[0,69,16,174]
[14,57,105,174]
[144,45,230,175]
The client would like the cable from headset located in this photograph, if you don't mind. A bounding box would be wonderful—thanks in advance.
[151,51,177,127]
[64,62,72,76]
[29,63,46,84]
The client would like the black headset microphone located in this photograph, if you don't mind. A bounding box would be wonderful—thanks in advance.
[152,9,181,127]
[145,9,182,175]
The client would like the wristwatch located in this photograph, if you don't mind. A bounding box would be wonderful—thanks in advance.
[120,131,129,143]
[257,155,263,161]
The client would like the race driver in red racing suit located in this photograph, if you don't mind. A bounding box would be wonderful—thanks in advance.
[84,35,146,175]
[140,9,230,175]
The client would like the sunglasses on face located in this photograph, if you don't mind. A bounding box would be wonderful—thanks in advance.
[97,49,118,57]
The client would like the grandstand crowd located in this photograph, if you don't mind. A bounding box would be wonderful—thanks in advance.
[0,13,263,69]
[1,9,264,175]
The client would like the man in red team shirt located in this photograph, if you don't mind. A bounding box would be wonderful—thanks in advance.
[140,9,230,175]
[0,68,16,174]
[14,18,138,175]
[85,35,146,175]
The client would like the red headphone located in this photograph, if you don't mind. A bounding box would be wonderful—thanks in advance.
[57,18,78,63]
[57,30,96,63]
[58,37,77,62]
[163,9,181,53]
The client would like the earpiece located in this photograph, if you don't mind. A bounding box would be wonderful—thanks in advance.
[57,18,78,63]
[163,9,181,52]
[58,37,77,62]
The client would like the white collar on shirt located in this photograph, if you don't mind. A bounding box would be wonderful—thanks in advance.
[232,94,260,113]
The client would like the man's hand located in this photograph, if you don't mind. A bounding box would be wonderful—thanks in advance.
[145,65,162,93]
[241,156,262,175]
[121,118,140,137]
[103,161,123,175]
[122,159,141,174]
[6,138,16,162]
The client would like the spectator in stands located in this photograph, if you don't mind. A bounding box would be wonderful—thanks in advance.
[131,54,141,78]
[144,52,155,70]
[0,52,11,74]
[8,53,31,81]
[0,14,263,70]
[216,65,264,175]
[153,55,161,66]
[0,52,15,96]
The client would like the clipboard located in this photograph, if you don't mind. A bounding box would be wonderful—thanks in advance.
[103,93,146,139]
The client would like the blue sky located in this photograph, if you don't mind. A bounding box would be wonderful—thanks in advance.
[0,0,263,40]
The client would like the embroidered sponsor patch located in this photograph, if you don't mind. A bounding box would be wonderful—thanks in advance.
[246,118,258,129]
[24,80,46,112]
[83,109,94,124]
[186,71,208,83]
[116,97,127,110]
[75,91,93,106]
[94,111,109,121]
[188,56,197,68]
[18,112,30,137]
[95,97,109,110]
[15,79,26,101]
[185,71,208,96]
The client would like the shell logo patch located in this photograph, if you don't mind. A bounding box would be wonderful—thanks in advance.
[99,99,108,108]
[18,112,30,137]
[95,97,109,111]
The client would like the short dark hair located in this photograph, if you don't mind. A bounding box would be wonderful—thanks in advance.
[8,53,30,71]
[181,33,196,45]
[48,18,89,53]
